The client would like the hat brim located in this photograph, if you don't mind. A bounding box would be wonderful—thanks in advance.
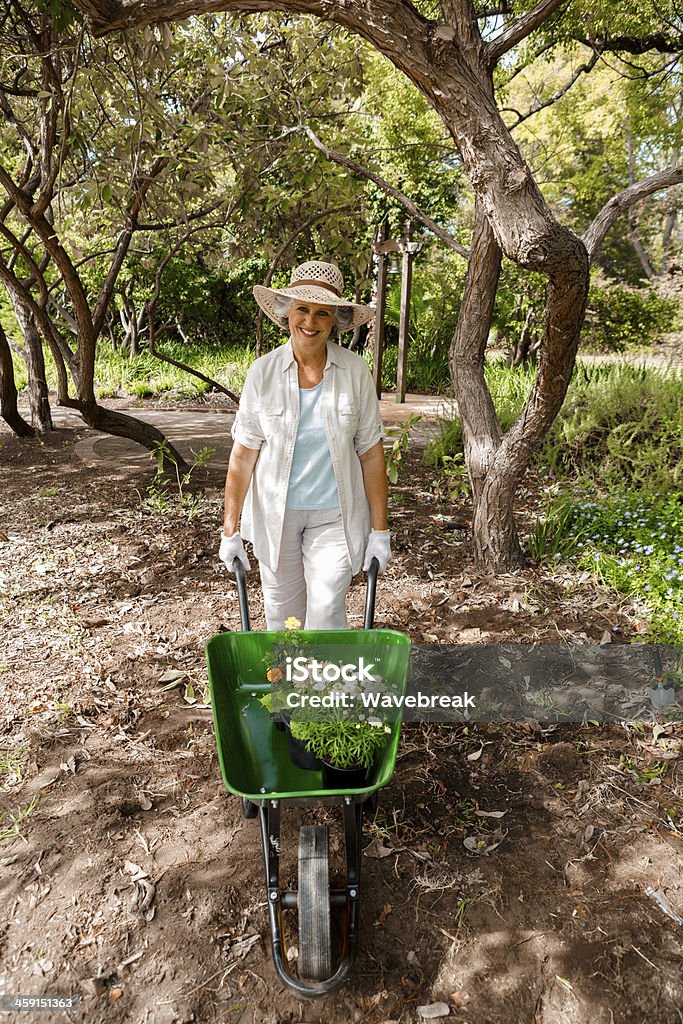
[253,284,375,331]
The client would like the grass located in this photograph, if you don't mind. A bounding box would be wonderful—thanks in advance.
[0,795,42,846]
[426,361,682,496]
[13,340,254,400]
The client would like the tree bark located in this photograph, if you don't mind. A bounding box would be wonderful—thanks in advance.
[450,205,525,569]
[0,322,35,437]
[10,288,54,431]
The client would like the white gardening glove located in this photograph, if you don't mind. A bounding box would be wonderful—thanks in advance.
[363,530,391,574]
[219,531,250,572]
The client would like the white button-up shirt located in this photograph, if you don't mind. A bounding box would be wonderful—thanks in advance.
[232,338,384,573]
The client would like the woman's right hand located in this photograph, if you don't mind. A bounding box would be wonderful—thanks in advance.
[219,532,251,572]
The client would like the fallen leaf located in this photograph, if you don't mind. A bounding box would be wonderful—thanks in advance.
[467,747,483,761]
[123,861,148,882]
[364,839,405,859]
[475,810,507,818]
[417,1002,450,1019]
[378,902,392,924]
[157,669,187,687]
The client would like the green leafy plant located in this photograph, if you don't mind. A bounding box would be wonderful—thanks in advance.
[385,413,421,484]
[141,441,215,520]
[290,718,392,770]
[582,282,677,353]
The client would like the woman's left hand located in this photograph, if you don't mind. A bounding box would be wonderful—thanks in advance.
[363,530,392,573]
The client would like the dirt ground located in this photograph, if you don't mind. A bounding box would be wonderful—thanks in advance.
[1,406,682,1024]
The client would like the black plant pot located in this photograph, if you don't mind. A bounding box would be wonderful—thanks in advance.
[285,725,321,771]
[321,760,372,790]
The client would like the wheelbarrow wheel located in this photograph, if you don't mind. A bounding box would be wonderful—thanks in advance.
[241,797,258,819]
[298,825,332,981]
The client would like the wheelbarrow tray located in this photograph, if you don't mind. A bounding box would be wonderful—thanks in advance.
[206,627,411,801]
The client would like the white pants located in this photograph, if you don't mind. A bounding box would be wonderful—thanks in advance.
[259,508,353,630]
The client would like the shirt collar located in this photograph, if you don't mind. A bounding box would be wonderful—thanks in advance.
[280,337,344,371]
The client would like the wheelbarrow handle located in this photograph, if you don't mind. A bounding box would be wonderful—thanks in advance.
[364,556,379,631]
[232,557,251,631]
[232,555,379,632]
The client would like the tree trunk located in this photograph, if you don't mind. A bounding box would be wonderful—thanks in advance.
[450,206,526,568]
[511,307,537,367]
[68,399,190,470]
[10,288,53,431]
[0,323,35,437]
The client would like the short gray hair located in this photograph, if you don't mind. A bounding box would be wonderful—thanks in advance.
[272,295,354,334]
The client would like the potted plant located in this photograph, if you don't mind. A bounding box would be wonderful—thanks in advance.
[289,717,393,789]
[259,619,397,783]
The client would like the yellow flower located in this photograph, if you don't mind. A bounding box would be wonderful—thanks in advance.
[284,616,302,630]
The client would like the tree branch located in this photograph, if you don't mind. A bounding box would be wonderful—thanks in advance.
[583,166,683,260]
[503,50,600,129]
[301,125,469,257]
[576,32,683,56]
[485,0,568,67]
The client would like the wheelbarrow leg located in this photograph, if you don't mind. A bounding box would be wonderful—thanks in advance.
[342,796,362,962]
[259,800,290,977]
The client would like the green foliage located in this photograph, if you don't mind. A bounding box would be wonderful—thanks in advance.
[526,489,683,643]
[290,718,392,770]
[366,340,452,395]
[362,249,463,395]
[581,282,678,352]
[426,362,682,500]
[540,364,683,493]
[492,261,546,353]
[424,415,463,470]
[493,264,677,358]
[141,441,215,521]
[385,414,422,484]
[94,343,252,399]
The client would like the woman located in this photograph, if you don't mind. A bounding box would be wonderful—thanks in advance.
[219,260,391,630]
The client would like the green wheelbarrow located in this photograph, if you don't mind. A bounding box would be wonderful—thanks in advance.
[205,558,411,997]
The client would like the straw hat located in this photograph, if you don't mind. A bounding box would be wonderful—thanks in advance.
[253,261,375,331]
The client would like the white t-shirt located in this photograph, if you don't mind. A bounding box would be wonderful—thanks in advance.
[286,381,339,510]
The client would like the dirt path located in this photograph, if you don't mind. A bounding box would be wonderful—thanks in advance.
[1,415,682,1024]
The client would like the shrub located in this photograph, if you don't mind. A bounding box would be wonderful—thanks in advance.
[540,363,683,494]
[581,282,677,352]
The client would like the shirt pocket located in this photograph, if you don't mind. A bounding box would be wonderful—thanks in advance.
[257,405,285,438]
[338,401,360,432]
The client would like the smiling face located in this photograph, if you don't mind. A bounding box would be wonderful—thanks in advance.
[288,300,336,351]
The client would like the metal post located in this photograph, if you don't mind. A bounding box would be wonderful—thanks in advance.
[372,220,389,400]
[396,219,413,404]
